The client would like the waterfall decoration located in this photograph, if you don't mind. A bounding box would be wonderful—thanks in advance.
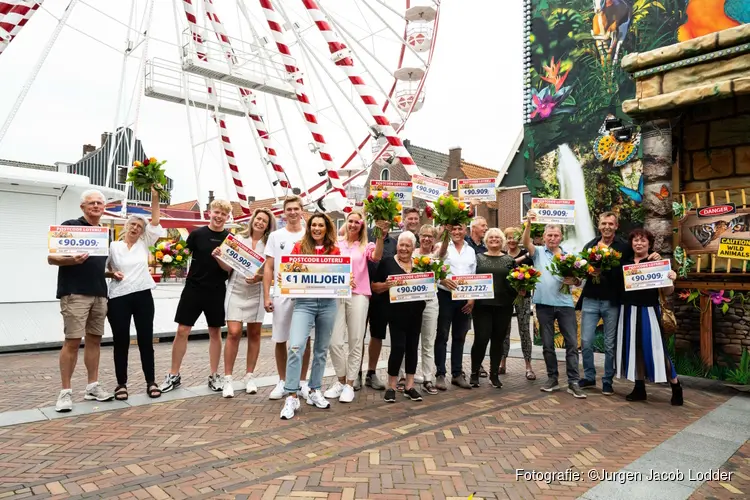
[557,144,596,252]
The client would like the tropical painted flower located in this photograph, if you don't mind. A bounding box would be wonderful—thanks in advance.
[540,57,570,92]
[678,290,691,301]
[709,290,730,306]
[530,92,557,120]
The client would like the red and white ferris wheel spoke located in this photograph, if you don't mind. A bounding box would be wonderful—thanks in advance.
[0,1,42,57]
[182,0,250,213]
[202,0,294,196]
[258,0,347,208]
[300,0,418,177]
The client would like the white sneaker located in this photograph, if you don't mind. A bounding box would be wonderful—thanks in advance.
[299,380,311,400]
[280,395,300,420]
[306,389,331,409]
[84,382,114,402]
[339,384,355,403]
[243,373,257,394]
[222,376,234,398]
[55,389,73,412]
[269,380,285,400]
[324,381,344,399]
[414,375,425,384]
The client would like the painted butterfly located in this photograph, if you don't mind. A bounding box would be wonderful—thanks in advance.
[619,173,644,203]
[654,184,670,201]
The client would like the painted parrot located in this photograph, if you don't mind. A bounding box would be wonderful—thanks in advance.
[678,0,750,42]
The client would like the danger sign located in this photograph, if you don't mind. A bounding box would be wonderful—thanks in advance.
[717,237,750,261]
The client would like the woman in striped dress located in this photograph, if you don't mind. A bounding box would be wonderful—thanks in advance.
[222,207,276,398]
[616,228,683,405]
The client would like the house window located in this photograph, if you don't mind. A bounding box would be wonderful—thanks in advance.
[336,218,345,232]
[380,168,390,181]
[116,165,128,184]
[450,178,458,191]
[520,191,532,221]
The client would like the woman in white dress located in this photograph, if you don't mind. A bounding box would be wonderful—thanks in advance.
[106,188,166,400]
[222,207,276,398]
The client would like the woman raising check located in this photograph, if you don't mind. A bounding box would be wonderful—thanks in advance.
[106,187,166,400]
[221,207,276,398]
[279,212,347,420]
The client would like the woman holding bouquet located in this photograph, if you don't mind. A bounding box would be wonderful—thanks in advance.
[470,228,517,389]
[616,228,682,405]
[222,207,276,398]
[280,213,343,420]
[501,227,535,379]
[106,187,166,400]
[371,231,426,403]
[325,211,388,403]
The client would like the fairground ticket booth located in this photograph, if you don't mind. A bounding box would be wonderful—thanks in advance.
[622,24,750,370]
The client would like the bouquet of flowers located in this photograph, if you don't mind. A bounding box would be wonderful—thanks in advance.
[150,239,190,276]
[127,157,170,202]
[364,191,402,239]
[580,245,622,284]
[426,194,472,244]
[506,264,542,306]
[546,253,588,294]
[412,254,450,281]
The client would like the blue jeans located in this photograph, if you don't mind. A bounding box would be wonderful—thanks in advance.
[284,298,338,394]
[580,297,618,385]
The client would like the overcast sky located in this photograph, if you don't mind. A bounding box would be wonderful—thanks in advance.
[0,0,523,204]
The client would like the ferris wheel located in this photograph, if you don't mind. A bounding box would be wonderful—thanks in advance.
[0,0,440,218]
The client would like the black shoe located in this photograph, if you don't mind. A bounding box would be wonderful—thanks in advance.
[626,381,647,401]
[403,387,423,401]
[602,382,614,396]
[578,379,596,389]
[469,372,480,387]
[384,388,396,403]
[489,372,502,389]
[670,381,683,406]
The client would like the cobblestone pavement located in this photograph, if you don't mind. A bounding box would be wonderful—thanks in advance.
[690,441,750,499]
[0,337,741,500]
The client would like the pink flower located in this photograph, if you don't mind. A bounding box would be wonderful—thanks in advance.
[709,290,730,306]
[381,192,388,199]
[441,266,447,272]
[517,274,524,280]
[439,199,445,206]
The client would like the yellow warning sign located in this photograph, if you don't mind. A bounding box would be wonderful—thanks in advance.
[717,237,750,261]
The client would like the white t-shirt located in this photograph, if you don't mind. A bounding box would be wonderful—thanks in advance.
[264,226,305,296]
[107,223,167,299]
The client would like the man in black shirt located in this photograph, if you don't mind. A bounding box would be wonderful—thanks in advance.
[361,226,397,390]
[161,200,232,393]
[48,189,113,412]
[578,212,633,396]
[403,207,421,248]
[465,216,488,255]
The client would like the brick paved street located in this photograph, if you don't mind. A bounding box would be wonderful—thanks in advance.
[0,334,747,499]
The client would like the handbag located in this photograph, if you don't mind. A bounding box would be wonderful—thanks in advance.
[659,288,677,337]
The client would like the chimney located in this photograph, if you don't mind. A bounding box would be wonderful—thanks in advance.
[82,144,95,157]
[247,195,256,203]
[206,190,215,212]
[101,132,110,147]
[403,139,410,149]
[448,146,462,170]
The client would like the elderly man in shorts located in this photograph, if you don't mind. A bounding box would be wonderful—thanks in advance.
[264,196,312,399]
[48,189,114,412]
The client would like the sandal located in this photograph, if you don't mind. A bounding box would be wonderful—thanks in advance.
[396,378,406,392]
[114,385,128,401]
[526,370,536,381]
[147,383,162,399]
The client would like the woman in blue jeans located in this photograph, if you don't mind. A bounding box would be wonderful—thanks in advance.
[280,212,348,420]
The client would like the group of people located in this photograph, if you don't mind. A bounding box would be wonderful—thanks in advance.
[50,190,683,417]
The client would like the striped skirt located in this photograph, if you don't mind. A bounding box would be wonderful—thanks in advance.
[616,305,677,383]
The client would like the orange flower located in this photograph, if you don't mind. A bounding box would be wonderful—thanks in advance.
[133,160,142,167]
[394,215,402,223]
[155,251,164,259]
[149,157,157,164]
[540,56,570,92]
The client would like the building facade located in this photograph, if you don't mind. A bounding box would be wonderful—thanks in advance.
[68,127,174,205]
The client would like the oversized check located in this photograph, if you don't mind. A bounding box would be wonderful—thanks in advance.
[531,198,576,225]
[717,237,750,261]
[388,272,436,303]
[218,233,265,277]
[279,255,351,298]
[450,274,494,300]
[623,259,673,291]
[370,180,413,208]
[412,174,449,202]
[458,178,496,203]
[48,225,109,256]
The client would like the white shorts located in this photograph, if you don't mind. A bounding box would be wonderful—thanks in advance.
[271,296,294,343]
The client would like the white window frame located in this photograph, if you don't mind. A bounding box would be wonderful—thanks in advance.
[450,178,458,191]
[520,191,532,222]
[380,168,390,181]
[336,218,345,232]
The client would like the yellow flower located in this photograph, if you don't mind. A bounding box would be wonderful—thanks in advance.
[396,202,403,210]
[149,157,157,164]
[157,242,166,250]
[133,160,142,167]
[524,273,530,279]
[176,244,183,250]
[458,202,466,210]
[176,255,183,261]
[421,256,430,265]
